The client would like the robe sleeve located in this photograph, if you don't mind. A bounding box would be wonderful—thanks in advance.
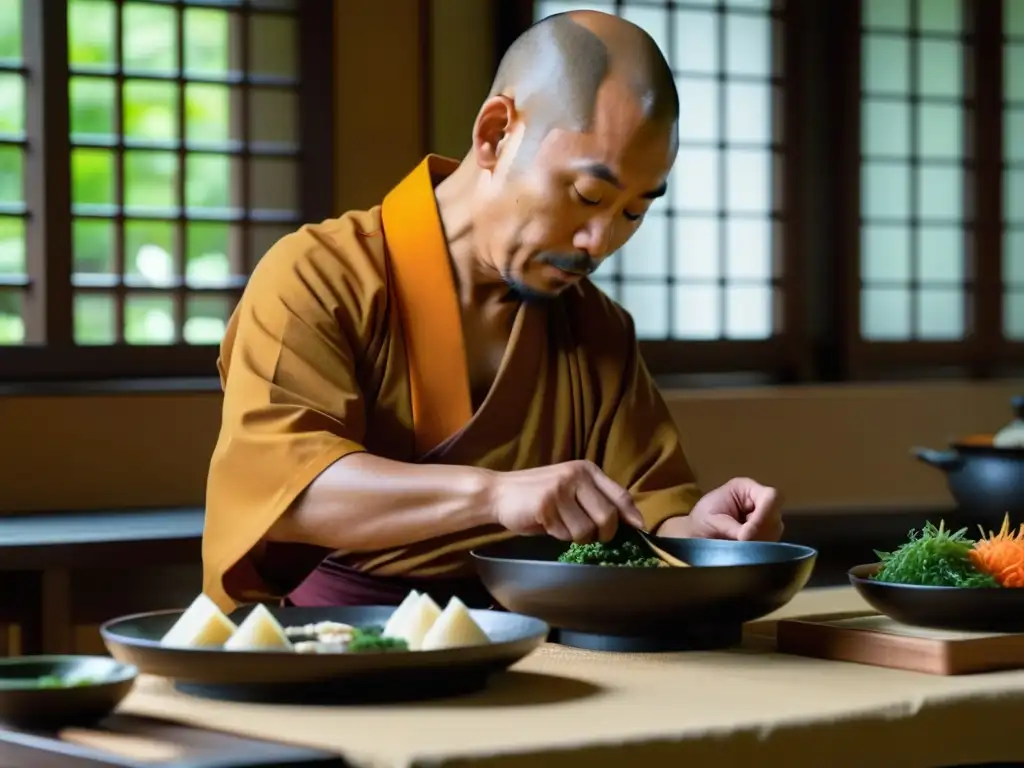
[202,223,378,611]
[586,314,703,533]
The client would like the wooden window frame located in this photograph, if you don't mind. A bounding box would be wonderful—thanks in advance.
[0,0,335,383]
[841,0,1021,380]
[511,0,1023,384]
[3,0,1019,386]
[641,0,807,380]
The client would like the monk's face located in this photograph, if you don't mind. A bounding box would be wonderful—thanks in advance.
[472,79,677,299]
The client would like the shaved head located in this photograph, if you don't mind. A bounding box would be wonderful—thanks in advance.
[489,11,679,163]
[442,10,681,303]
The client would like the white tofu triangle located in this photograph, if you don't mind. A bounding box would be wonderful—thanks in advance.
[160,593,237,648]
[223,603,293,651]
[397,593,442,650]
[382,589,421,639]
[421,597,490,651]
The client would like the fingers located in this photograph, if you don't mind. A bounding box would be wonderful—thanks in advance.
[539,480,598,543]
[575,482,618,542]
[537,503,573,542]
[557,490,601,543]
[707,512,744,540]
[532,461,646,543]
[737,484,785,542]
[738,517,784,542]
[582,462,646,530]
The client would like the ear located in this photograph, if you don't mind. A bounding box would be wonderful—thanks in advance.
[472,95,516,171]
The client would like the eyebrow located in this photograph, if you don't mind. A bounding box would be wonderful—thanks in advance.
[580,163,668,200]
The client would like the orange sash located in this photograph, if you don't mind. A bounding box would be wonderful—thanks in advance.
[380,155,473,456]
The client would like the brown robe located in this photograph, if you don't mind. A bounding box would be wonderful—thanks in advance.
[202,155,702,613]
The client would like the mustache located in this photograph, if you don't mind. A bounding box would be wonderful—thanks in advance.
[537,252,598,275]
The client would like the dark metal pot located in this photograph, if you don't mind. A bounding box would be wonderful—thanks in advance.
[913,395,1024,519]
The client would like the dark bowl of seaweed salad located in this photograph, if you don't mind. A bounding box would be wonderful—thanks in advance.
[849,520,1024,633]
[0,655,137,728]
[473,531,817,652]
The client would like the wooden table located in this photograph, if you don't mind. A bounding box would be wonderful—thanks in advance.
[112,587,1024,768]
[0,509,204,654]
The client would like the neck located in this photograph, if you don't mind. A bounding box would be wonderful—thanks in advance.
[434,157,511,313]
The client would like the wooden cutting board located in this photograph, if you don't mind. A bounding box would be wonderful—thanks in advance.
[775,611,1024,675]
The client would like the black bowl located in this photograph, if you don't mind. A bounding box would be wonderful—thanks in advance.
[472,536,817,652]
[0,655,137,728]
[849,563,1024,632]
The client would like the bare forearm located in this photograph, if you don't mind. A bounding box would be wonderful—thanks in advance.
[266,453,497,551]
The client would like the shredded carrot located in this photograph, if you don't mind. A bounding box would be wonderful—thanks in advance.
[968,513,1024,587]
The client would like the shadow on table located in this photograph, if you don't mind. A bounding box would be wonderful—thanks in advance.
[174,671,603,708]
[415,671,604,708]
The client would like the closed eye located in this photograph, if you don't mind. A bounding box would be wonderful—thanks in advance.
[575,186,644,222]
[573,187,600,206]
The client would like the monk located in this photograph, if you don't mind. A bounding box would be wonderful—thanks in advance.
[202,10,785,612]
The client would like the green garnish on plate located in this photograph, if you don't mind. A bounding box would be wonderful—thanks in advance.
[346,625,409,653]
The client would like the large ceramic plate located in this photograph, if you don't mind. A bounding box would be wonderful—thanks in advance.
[101,605,548,703]
[472,535,817,652]
[849,563,1024,632]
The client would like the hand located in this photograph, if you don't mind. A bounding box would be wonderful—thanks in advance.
[664,477,784,542]
[489,460,646,543]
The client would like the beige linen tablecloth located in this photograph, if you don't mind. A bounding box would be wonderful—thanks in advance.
[120,588,1024,767]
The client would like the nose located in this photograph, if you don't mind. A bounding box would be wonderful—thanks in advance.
[572,216,615,260]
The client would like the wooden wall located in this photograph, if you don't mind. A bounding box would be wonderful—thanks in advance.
[2,381,1021,515]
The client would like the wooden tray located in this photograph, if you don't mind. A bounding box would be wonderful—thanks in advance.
[775,611,1024,675]
[0,713,344,767]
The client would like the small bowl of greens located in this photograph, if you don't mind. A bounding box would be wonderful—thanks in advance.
[0,655,137,728]
[849,515,1024,632]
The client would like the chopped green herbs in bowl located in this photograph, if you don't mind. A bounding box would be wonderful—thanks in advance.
[557,537,664,568]
[556,527,665,568]
[872,520,999,588]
